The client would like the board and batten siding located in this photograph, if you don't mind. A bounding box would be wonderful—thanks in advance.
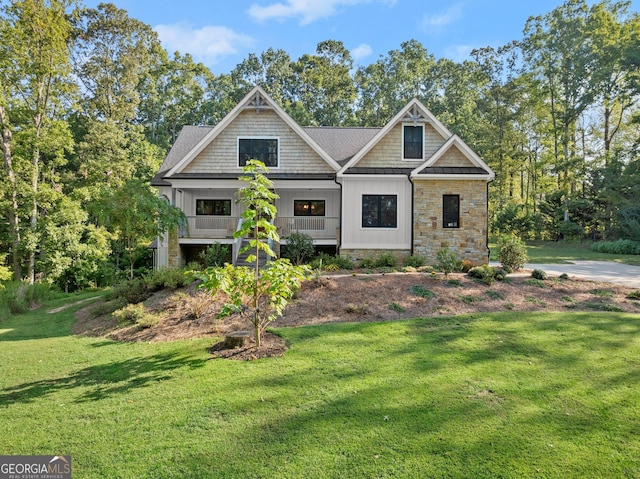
[181,110,335,174]
[357,123,446,169]
[276,189,340,217]
[340,176,412,250]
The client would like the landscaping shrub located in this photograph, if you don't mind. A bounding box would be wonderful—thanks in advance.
[531,269,547,280]
[436,246,460,278]
[359,256,377,269]
[177,291,216,319]
[282,233,315,265]
[0,281,56,314]
[409,285,435,299]
[559,273,569,280]
[309,253,353,270]
[497,235,528,271]
[88,298,127,319]
[388,302,405,312]
[590,239,640,255]
[524,278,546,288]
[404,254,426,268]
[146,267,194,291]
[106,278,150,304]
[626,290,640,300]
[467,265,496,285]
[460,259,474,273]
[373,253,397,268]
[112,303,159,328]
[198,243,230,267]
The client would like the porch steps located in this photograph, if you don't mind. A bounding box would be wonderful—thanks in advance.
[235,239,270,268]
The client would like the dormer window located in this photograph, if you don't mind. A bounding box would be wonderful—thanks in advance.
[403,125,424,160]
[238,137,279,167]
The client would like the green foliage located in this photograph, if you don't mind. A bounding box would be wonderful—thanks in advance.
[388,302,405,312]
[106,278,150,305]
[0,281,57,315]
[199,161,310,346]
[146,268,194,291]
[524,278,546,288]
[88,298,127,319]
[374,253,397,268]
[467,265,496,285]
[309,253,353,271]
[531,269,548,280]
[409,285,435,299]
[497,235,528,271]
[112,303,159,328]
[404,254,426,268]
[436,246,459,278]
[282,232,315,265]
[198,243,230,268]
[359,256,376,269]
[591,240,640,255]
[626,290,640,300]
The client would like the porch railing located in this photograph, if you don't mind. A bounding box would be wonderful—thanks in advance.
[180,215,339,241]
[275,216,339,239]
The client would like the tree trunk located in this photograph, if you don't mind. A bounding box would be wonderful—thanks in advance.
[0,106,22,280]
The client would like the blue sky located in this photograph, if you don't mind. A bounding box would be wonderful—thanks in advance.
[83,0,639,75]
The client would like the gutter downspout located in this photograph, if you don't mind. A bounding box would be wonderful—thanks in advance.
[408,173,415,256]
[334,173,343,255]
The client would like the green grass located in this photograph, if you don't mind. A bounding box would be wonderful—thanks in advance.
[490,240,640,266]
[1,296,640,478]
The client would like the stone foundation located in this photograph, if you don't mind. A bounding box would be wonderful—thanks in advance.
[340,248,412,266]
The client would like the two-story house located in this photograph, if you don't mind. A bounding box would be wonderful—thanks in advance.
[151,86,494,268]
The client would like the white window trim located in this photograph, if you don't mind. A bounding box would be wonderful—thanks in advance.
[401,123,425,161]
[360,193,400,231]
[237,136,280,169]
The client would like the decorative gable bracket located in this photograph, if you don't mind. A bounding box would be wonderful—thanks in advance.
[402,104,428,127]
[244,90,272,113]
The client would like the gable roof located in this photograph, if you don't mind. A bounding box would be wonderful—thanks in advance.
[411,135,495,180]
[303,127,381,165]
[151,125,214,186]
[163,86,342,179]
[338,98,453,174]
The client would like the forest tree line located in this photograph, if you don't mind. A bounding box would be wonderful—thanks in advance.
[1,0,639,289]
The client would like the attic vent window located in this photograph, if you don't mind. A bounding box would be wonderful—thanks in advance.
[403,125,423,160]
[238,138,279,167]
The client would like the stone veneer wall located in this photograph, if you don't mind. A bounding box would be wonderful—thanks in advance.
[339,248,412,265]
[413,179,489,265]
[167,228,182,268]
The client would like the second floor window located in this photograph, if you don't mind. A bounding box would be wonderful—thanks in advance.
[403,125,423,160]
[238,138,278,167]
[196,199,231,216]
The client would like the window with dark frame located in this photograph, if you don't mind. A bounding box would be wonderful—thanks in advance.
[443,195,460,228]
[403,125,423,159]
[196,199,231,216]
[238,138,278,167]
[362,195,397,228]
[294,200,326,216]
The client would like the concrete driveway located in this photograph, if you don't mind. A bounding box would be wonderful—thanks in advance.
[514,261,640,288]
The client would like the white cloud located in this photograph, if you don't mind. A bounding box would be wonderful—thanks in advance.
[351,43,373,62]
[248,0,395,26]
[421,3,463,29]
[155,23,254,65]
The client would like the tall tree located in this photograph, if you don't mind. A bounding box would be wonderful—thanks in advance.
[0,0,77,282]
[523,0,597,208]
[355,40,438,126]
[293,40,356,126]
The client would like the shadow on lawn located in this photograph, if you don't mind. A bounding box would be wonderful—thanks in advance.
[0,352,206,406]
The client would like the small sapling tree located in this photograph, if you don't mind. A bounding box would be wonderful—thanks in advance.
[199,160,310,347]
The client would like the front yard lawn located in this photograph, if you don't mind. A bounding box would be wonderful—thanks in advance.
[1,299,639,478]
